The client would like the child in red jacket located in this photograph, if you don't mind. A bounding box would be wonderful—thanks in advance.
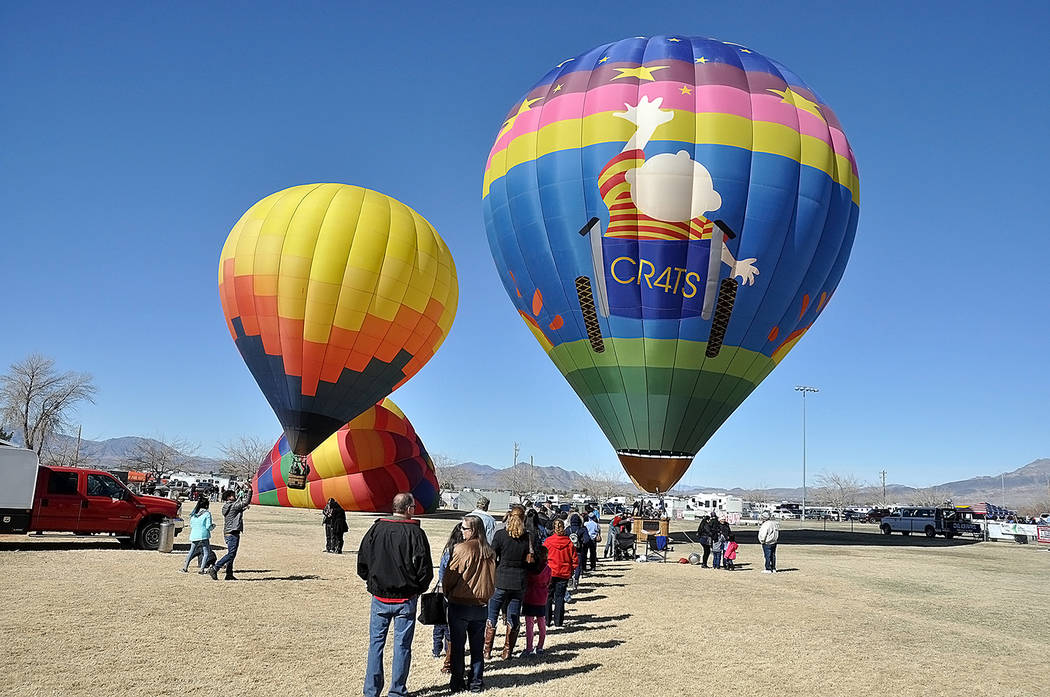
[522,548,551,655]
[542,519,578,627]
[723,534,739,570]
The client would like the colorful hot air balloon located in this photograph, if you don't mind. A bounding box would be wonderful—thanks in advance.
[252,399,440,513]
[219,184,458,472]
[483,36,859,492]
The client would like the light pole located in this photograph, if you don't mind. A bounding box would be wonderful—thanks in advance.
[795,385,819,521]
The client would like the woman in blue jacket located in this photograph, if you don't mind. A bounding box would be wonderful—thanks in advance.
[181,497,215,573]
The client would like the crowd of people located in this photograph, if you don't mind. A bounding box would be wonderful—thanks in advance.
[356,495,610,695]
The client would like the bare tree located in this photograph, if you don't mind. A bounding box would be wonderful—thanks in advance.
[218,435,270,480]
[500,462,535,501]
[0,425,13,442]
[814,471,865,520]
[584,466,628,502]
[39,436,93,468]
[912,486,953,507]
[1,354,96,454]
[430,452,458,491]
[124,436,198,485]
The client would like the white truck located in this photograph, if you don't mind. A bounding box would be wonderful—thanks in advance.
[879,507,959,539]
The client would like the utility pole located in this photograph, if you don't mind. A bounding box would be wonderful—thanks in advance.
[74,425,83,467]
[879,470,887,505]
[513,442,520,469]
[1001,472,1006,510]
[795,385,819,521]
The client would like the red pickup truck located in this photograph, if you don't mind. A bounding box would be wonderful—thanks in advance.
[1,446,182,550]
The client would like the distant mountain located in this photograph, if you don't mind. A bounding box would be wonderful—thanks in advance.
[7,427,1047,508]
[8,432,222,473]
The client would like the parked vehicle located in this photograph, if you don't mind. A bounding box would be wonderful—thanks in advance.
[0,445,182,549]
[863,508,891,524]
[879,507,958,538]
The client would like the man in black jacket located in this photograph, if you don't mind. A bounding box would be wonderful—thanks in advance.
[358,492,433,697]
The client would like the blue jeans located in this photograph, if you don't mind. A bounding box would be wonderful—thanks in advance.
[183,539,211,570]
[447,602,486,691]
[712,550,722,568]
[486,587,523,631]
[365,597,418,697]
[546,577,569,626]
[432,623,449,656]
[213,532,240,576]
[763,543,778,571]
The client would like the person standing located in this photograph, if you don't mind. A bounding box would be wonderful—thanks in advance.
[486,509,530,660]
[723,534,738,571]
[181,496,214,573]
[758,511,780,573]
[542,519,578,628]
[470,496,496,542]
[566,513,589,590]
[697,514,714,568]
[434,523,464,673]
[357,493,434,697]
[322,497,348,553]
[207,484,252,581]
[522,548,551,656]
[444,514,496,693]
[583,513,600,571]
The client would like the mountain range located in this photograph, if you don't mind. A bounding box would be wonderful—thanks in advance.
[9,431,1048,508]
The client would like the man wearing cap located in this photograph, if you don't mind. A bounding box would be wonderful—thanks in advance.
[758,511,780,573]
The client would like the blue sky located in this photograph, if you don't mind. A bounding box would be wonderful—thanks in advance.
[3,1,1047,489]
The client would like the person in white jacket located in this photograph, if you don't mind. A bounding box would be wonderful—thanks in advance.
[757,511,780,574]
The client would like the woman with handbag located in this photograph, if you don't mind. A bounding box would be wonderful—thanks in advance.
[443,515,495,693]
[432,523,464,672]
[485,508,531,660]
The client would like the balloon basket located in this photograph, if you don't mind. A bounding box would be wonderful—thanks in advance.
[286,455,310,490]
[285,472,308,490]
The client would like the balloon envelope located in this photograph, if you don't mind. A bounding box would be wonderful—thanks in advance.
[220,184,458,456]
[252,398,440,514]
[483,36,859,491]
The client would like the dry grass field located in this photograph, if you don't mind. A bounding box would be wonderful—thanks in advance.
[2,507,1047,697]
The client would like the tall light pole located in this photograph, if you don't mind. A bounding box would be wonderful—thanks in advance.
[795,385,819,521]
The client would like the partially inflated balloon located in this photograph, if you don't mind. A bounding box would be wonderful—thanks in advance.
[220,184,458,457]
[251,399,440,513]
[483,36,859,492]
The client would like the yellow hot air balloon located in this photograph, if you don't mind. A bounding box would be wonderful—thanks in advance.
[219,184,458,470]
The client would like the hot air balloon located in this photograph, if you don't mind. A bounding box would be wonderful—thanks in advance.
[220,184,458,486]
[252,398,441,513]
[483,36,859,492]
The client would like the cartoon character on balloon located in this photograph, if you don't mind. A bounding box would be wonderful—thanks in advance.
[579,96,759,337]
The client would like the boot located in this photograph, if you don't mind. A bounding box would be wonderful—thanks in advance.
[501,625,519,660]
[483,621,496,660]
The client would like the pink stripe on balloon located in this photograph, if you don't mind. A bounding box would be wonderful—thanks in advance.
[486,82,845,171]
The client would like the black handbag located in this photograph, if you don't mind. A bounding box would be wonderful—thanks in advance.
[417,579,447,625]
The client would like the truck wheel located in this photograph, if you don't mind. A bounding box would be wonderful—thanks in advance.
[881,524,892,535]
[137,521,162,550]
[924,526,936,538]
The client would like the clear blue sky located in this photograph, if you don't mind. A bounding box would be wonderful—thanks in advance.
[3,1,1047,489]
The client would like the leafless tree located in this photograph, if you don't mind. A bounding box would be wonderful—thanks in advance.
[39,436,94,468]
[0,354,96,454]
[500,462,536,501]
[584,466,629,502]
[218,435,270,480]
[912,486,953,507]
[124,435,199,484]
[431,452,458,491]
[814,471,865,519]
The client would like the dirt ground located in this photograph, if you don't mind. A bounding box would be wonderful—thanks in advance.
[2,507,1047,697]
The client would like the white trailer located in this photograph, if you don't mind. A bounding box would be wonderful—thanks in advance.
[0,444,41,533]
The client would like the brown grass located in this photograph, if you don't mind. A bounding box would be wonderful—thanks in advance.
[1,507,1047,697]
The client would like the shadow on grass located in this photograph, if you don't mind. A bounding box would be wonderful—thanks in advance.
[411,663,603,696]
[0,539,125,552]
[238,574,321,582]
[570,594,608,602]
[668,528,982,548]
